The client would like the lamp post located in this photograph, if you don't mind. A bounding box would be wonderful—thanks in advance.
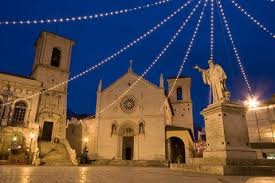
[82,137,88,164]
[28,132,35,164]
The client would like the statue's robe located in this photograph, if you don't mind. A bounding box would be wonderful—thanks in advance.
[201,64,227,103]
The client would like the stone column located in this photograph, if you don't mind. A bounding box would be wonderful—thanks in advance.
[201,101,256,160]
[167,139,172,162]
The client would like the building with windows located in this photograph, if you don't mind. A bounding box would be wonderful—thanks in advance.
[246,95,275,159]
[0,32,75,165]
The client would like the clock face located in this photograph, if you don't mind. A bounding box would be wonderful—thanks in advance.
[120,95,137,113]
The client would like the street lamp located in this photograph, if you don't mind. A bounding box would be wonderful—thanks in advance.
[12,135,17,142]
[82,137,88,164]
[28,132,35,164]
[245,97,259,109]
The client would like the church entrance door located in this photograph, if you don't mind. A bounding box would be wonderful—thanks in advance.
[41,122,53,141]
[122,136,134,160]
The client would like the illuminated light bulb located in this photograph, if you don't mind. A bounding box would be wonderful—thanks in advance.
[84,137,88,143]
[245,97,259,108]
[13,136,17,141]
[30,132,35,139]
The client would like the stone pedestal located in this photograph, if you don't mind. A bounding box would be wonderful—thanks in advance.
[201,101,256,160]
[169,101,275,175]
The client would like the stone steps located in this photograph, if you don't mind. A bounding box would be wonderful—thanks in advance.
[91,160,168,167]
[39,142,72,166]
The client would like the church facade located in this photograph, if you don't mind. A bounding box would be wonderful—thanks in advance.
[67,66,196,162]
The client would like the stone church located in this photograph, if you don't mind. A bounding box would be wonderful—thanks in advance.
[0,31,195,165]
[67,65,195,163]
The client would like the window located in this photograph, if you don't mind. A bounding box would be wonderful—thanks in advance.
[177,87,183,100]
[50,47,61,67]
[12,102,27,126]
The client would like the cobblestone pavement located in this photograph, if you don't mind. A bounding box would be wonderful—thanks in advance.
[0,166,274,183]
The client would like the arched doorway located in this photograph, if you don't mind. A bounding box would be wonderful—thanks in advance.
[121,128,134,160]
[167,137,185,163]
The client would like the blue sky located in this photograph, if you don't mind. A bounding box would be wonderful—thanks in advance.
[0,0,274,132]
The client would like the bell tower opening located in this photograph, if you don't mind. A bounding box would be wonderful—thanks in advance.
[167,77,194,133]
[50,47,61,67]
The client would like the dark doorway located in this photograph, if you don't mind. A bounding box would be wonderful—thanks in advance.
[41,122,53,141]
[122,136,134,160]
[167,137,185,163]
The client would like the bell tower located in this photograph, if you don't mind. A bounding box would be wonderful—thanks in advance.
[167,76,194,133]
[31,32,75,141]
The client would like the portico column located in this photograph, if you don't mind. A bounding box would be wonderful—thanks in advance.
[167,139,172,162]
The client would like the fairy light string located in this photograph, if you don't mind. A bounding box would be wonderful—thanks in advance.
[100,0,204,114]
[166,0,208,101]
[209,0,214,104]
[1,0,194,107]
[0,0,176,26]
[217,0,253,96]
[229,0,274,38]
[210,0,214,59]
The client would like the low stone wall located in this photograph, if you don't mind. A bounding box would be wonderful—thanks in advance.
[61,139,78,165]
[170,158,275,175]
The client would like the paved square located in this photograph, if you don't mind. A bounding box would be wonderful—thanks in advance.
[0,166,274,183]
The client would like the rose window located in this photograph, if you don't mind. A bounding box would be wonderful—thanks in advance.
[120,95,137,113]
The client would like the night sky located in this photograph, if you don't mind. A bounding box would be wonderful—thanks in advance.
[0,0,274,133]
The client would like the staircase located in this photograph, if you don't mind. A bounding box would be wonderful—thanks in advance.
[39,142,72,166]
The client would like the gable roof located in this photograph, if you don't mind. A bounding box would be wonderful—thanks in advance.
[101,70,160,93]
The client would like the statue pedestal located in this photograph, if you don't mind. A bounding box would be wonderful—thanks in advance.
[201,101,256,160]
[169,101,275,175]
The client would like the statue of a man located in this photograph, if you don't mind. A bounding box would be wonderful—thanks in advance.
[194,60,230,103]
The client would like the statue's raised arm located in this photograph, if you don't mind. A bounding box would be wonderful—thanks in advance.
[194,60,230,103]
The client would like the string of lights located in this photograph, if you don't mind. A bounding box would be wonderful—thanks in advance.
[166,0,208,101]
[229,0,274,38]
[209,0,214,104]
[210,0,214,59]
[0,0,176,26]
[217,0,253,96]
[99,0,203,114]
[1,0,194,107]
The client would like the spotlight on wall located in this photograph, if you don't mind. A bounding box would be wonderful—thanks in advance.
[12,136,17,141]
[30,132,35,139]
[84,137,88,143]
[245,97,260,109]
